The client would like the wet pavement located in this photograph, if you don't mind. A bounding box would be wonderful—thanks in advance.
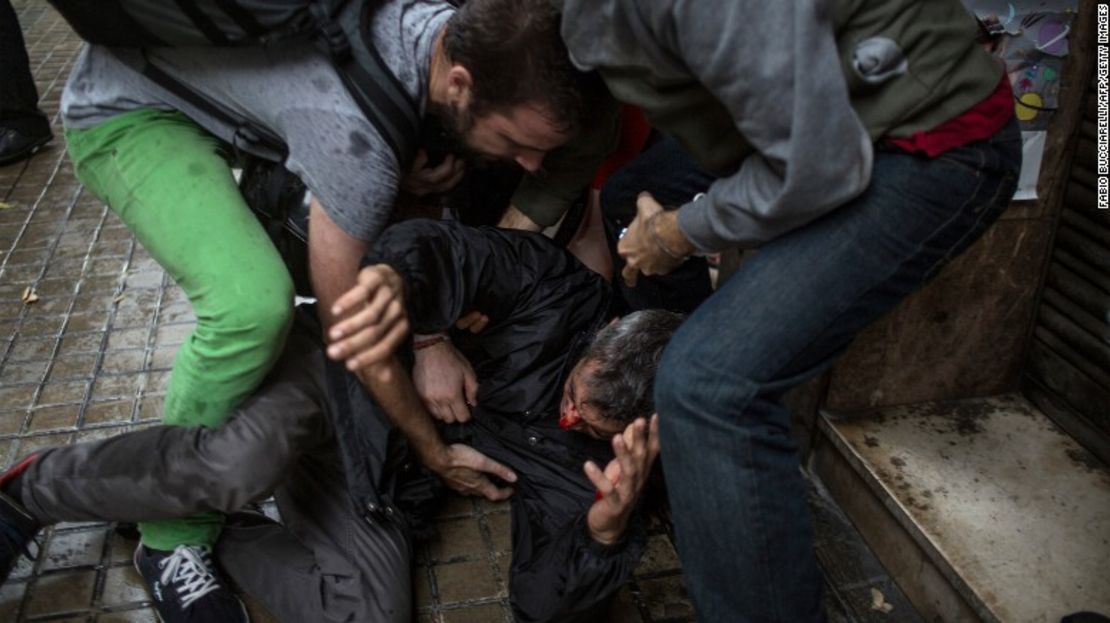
[0,3,692,621]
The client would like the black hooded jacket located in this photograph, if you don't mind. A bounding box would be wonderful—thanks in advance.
[322,219,647,622]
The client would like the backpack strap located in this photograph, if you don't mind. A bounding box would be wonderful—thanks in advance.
[139,52,288,162]
[313,0,420,169]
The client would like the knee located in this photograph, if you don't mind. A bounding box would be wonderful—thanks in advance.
[653,323,760,424]
[209,270,295,351]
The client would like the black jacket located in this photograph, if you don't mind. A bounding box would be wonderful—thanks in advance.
[323,220,646,622]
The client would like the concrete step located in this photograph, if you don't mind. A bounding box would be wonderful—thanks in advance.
[811,394,1110,623]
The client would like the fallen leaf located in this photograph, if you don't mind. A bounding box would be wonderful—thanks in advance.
[870,587,894,613]
[113,294,126,303]
[21,287,39,305]
[0,201,13,210]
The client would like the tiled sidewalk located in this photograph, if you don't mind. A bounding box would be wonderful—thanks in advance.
[0,3,693,621]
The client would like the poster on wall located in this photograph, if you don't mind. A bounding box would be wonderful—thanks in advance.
[962,0,1078,200]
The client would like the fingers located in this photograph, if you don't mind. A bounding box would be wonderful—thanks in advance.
[428,155,465,188]
[455,310,490,333]
[343,315,410,371]
[404,154,466,195]
[463,372,479,415]
[423,397,458,423]
[648,414,661,462]
[329,284,402,343]
[621,263,639,288]
[635,191,663,218]
[454,445,518,484]
[583,460,616,498]
[475,453,517,484]
[409,149,429,172]
[327,298,406,362]
[478,480,514,501]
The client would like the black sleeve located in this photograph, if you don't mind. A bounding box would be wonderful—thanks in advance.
[364,219,607,336]
[508,493,647,623]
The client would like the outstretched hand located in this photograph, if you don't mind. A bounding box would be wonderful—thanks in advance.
[327,264,409,371]
[434,444,517,501]
[584,414,660,545]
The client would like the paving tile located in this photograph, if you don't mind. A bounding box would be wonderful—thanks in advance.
[99,350,146,375]
[635,534,682,577]
[16,315,66,338]
[433,560,500,604]
[27,404,79,432]
[57,331,104,355]
[0,384,38,411]
[46,353,97,382]
[0,410,27,436]
[427,517,485,563]
[36,380,88,406]
[99,566,149,609]
[636,575,696,621]
[484,510,511,554]
[23,569,96,617]
[0,359,50,384]
[89,375,142,403]
[104,329,148,352]
[83,401,135,426]
[440,603,505,623]
[41,528,107,571]
[413,566,434,608]
[136,396,164,422]
[63,312,108,334]
[7,336,56,361]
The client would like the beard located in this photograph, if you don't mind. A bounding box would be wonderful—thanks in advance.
[427,100,517,169]
[427,100,484,165]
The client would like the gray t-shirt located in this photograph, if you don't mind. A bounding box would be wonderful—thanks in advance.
[61,0,454,243]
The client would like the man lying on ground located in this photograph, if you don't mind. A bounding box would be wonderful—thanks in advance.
[0,219,680,623]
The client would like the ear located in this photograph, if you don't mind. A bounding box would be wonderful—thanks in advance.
[446,65,474,104]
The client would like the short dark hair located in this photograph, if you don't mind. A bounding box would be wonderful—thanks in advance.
[443,0,602,133]
[580,310,684,425]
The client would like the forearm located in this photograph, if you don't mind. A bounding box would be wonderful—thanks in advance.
[356,357,447,468]
[308,198,370,330]
[497,204,544,232]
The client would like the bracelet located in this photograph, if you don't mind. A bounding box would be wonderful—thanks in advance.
[646,212,688,261]
[413,333,449,351]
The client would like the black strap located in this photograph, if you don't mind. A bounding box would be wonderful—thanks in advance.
[172,0,231,45]
[140,52,287,162]
[314,0,419,168]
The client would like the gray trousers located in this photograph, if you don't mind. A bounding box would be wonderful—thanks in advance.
[17,333,413,623]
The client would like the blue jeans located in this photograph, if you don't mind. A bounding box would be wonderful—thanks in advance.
[655,119,1022,622]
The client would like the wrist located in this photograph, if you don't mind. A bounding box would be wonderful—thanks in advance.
[413,333,450,351]
[587,513,629,546]
[648,211,696,260]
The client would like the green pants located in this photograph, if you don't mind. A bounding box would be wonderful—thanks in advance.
[65,109,294,549]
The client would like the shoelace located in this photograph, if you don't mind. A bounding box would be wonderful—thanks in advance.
[157,545,221,610]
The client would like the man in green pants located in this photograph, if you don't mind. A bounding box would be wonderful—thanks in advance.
[57,0,606,619]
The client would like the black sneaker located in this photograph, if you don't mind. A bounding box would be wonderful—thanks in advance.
[133,544,250,623]
[0,491,40,583]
